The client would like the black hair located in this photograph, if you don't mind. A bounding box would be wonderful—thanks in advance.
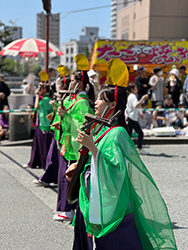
[48,68,55,73]
[2,105,9,120]
[153,67,162,75]
[59,75,70,90]
[73,70,95,103]
[27,104,34,109]
[99,87,128,130]
[45,84,54,98]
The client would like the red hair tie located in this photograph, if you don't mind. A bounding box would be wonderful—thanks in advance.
[81,70,84,83]
[114,85,118,103]
[63,76,66,84]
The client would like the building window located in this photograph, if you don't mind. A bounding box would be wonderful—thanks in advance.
[133,32,136,39]
[66,48,69,54]
[71,48,74,53]
[66,57,69,63]
[71,57,73,63]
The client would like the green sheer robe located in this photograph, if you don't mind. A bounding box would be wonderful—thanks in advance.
[60,93,94,161]
[50,96,74,142]
[79,126,177,250]
[38,93,53,132]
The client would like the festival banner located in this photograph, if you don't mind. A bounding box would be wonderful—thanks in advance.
[90,40,188,71]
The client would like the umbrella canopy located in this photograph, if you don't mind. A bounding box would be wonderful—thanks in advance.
[0,38,63,57]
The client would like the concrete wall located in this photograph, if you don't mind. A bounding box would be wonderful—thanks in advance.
[117,0,188,41]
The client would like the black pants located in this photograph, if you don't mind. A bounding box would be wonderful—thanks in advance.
[128,118,143,149]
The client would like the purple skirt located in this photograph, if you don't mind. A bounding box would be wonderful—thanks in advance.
[28,125,53,169]
[57,151,77,212]
[73,205,143,250]
[39,133,59,184]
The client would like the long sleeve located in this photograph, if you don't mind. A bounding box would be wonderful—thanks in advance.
[79,126,177,250]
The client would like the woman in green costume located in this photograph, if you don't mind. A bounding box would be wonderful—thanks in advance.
[71,59,177,250]
[53,54,96,221]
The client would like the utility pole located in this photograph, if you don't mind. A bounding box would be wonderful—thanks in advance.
[42,0,51,74]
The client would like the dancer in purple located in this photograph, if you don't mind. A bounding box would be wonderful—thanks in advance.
[23,71,53,169]
[53,54,95,222]
[32,65,71,186]
[66,59,177,250]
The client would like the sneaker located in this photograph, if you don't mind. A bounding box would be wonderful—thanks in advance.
[53,210,75,221]
[32,179,49,187]
[138,148,149,155]
[23,164,30,168]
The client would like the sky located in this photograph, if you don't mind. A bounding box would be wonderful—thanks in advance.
[1,0,111,46]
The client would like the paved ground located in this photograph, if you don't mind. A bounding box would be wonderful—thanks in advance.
[0,144,187,250]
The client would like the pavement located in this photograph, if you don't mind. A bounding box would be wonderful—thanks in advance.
[0,144,188,250]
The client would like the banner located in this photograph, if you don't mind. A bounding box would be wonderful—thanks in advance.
[90,40,188,71]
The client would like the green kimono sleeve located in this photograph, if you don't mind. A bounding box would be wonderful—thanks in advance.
[60,96,94,161]
[79,126,177,250]
[51,97,73,141]
[38,94,53,131]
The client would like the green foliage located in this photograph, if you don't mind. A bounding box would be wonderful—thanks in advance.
[0,58,23,75]
[32,63,42,75]
[0,20,17,49]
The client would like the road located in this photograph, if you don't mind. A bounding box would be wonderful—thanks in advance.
[0,144,187,250]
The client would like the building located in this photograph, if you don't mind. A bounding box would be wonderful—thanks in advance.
[6,27,22,41]
[60,27,99,72]
[116,0,188,41]
[37,12,60,47]
[36,12,60,69]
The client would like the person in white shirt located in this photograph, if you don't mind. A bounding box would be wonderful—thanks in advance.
[126,83,148,155]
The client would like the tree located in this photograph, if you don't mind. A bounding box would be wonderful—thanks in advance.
[0,20,17,73]
[32,63,42,75]
[0,20,17,49]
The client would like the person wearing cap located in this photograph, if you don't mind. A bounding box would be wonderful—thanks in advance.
[179,66,187,93]
[149,67,165,108]
[69,59,177,250]
[135,66,150,103]
[0,73,11,111]
[166,69,181,107]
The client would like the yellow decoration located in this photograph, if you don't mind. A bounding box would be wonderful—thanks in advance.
[39,71,49,82]
[186,68,188,74]
[106,58,129,88]
[57,65,69,77]
[74,54,90,71]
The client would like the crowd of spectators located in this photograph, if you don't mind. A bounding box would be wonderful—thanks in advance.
[129,66,188,135]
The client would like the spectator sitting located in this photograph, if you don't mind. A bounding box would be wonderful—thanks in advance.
[166,69,181,107]
[138,102,152,130]
[0,105,9,140]
[163,94,177,124]
[171,102,188,129]
[135,66,150,102]
[152,102,170,128]
[163,94,176,109]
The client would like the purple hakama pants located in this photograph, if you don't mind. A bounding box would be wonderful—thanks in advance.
[57,151,77,212]
[73,205,143,250]
[39,133,59,184]
[28,116,53,169]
